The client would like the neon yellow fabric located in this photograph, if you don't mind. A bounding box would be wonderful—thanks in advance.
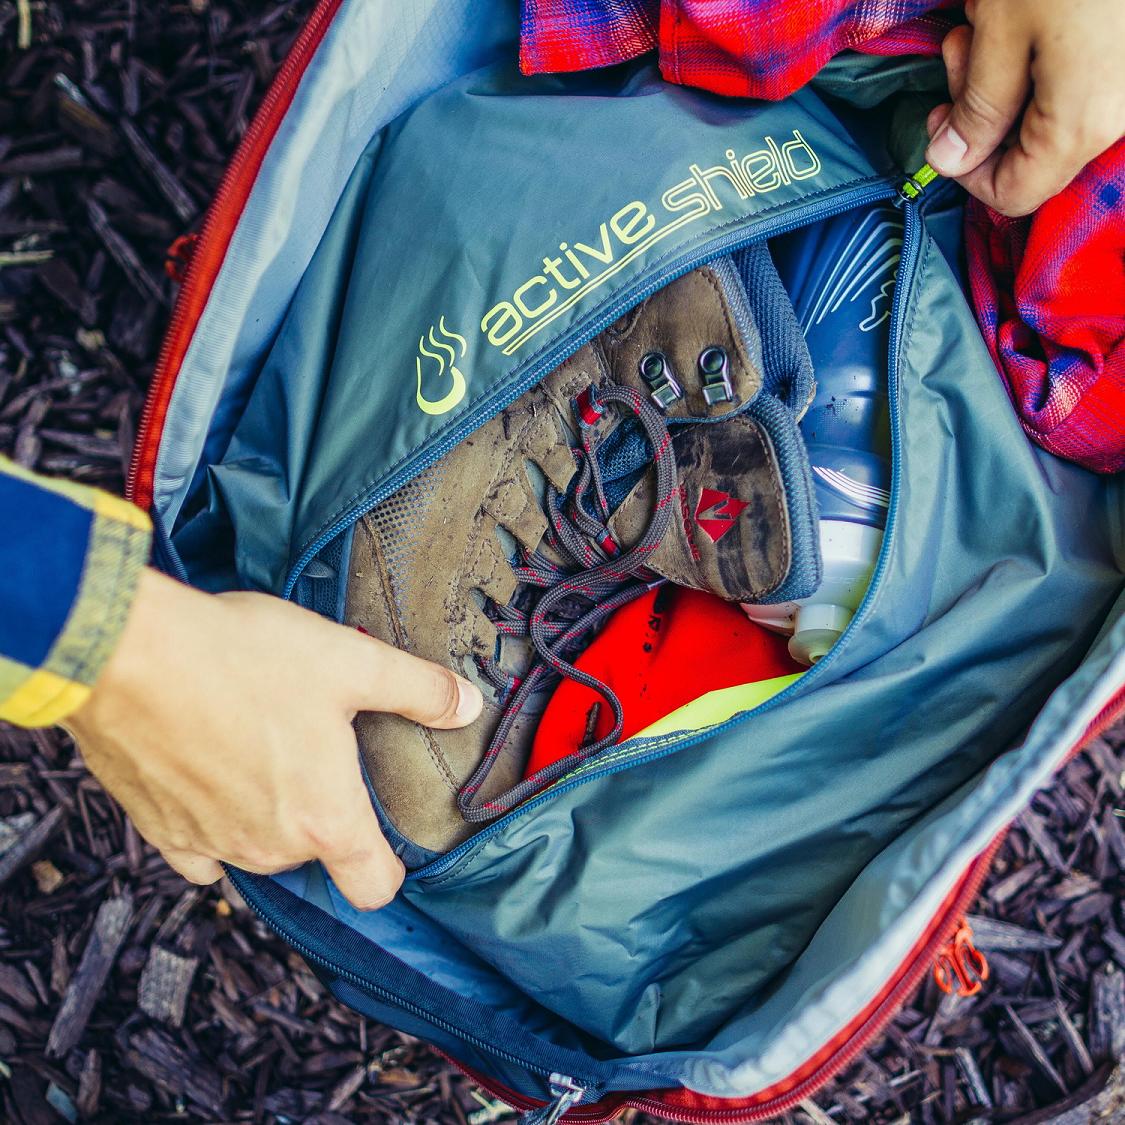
[632,672,804,740]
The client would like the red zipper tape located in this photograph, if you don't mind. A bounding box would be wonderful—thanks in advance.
[127,0,343,507]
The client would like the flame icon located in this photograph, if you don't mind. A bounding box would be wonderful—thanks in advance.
[415,317,468,416]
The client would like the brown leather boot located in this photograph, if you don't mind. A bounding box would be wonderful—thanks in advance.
[345,256,819,856]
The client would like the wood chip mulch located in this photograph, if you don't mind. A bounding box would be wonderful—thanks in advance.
[0,3,1122,1122]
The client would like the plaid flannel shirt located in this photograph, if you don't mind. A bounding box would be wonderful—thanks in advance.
[519,0,958,98]
[965,142,1125,474]
[0,458,151,728]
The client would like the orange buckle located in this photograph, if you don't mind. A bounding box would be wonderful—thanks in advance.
[164,232,199,282]
[933,917,989,997]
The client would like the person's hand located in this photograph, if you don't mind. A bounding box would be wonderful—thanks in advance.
[925,0,1125,216]
[66,568,483,909]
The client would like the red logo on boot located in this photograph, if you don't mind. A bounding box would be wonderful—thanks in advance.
[694,488,749,543]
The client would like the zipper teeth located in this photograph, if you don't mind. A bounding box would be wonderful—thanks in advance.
[281,178,897,598]
[626,850,1004,1124]
[1069,688,1125,758]
[436,1050,546,1114]
[126,0,341,503]
[224,869,601,1093]
[412,189,907,883]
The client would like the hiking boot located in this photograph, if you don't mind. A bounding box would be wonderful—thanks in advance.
[345,252,820,857]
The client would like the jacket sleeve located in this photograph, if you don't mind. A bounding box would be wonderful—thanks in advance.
[0,457,152,728]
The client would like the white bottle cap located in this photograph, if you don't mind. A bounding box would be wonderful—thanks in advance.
[788,603,855,666]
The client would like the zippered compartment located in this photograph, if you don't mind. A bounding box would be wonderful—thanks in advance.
[241,182,1125,1092]
[288,181,905,868]
[221,188,922,1098]
[136,10,1125,1107]
[222,180,933,1111]
[392,190,916,877]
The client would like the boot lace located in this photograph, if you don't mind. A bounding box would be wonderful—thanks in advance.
[458,381,680,822]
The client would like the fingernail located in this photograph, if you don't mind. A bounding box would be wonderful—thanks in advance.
[455,677,483,720]
[926,124,968,175]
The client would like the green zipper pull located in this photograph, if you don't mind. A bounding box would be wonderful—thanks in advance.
[898,162,940,203]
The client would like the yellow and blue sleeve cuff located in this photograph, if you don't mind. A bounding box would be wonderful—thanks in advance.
[0,458,152,727]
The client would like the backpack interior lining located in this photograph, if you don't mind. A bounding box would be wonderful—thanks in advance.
[153,0,517,539]
[383,229,1125,1062]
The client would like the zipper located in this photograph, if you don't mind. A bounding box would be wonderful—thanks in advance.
[621,682,1125,1124]
[281,176,899,599]
[126,0,343,506]
[164,233,198,283]
[432,679,1125,1125]
[518,1076,589,1124]
[436,838,998,1125]
[623,848,1006,1123]
[898,161,938,203]
[411,192,917,884]
[225,868,602,1099]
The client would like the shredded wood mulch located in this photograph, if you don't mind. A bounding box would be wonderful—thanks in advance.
[0,3,1122,1122]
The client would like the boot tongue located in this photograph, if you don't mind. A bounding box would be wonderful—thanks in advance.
[591,256,794,603]
[607,415,792,603]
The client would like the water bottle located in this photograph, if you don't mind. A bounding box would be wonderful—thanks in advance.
[743,206,898,664]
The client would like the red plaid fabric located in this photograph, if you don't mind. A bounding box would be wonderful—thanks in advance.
[520,1,956,99]
[966,141,1125,473]
[520,0,658,76]
[520,0,1125,472]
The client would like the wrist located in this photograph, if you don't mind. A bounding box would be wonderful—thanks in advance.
[69,569,201,739]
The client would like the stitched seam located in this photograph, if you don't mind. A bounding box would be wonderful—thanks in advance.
[695,265,762,424]
[699,266,755,395]
[743,418,789,600]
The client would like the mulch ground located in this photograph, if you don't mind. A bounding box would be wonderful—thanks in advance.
[0,3,1123,1122]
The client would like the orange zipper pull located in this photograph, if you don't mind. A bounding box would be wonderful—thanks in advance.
[164,232,199,282]
[933,916,989,997]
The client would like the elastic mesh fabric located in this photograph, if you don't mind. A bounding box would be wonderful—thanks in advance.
[367,461,447,632]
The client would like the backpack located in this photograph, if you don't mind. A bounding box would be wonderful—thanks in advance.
[127,3,1125,1120]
